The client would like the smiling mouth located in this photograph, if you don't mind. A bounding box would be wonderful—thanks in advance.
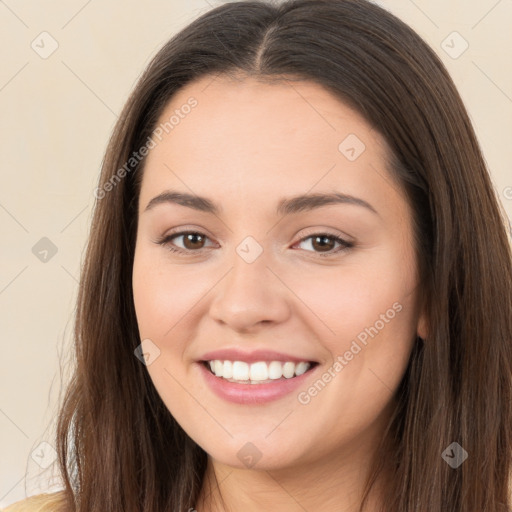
[202,359,319,384]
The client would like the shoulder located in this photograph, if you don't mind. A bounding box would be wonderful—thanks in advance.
[2,491,67,512]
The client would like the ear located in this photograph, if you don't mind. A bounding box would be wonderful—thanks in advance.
[416,307,428,340]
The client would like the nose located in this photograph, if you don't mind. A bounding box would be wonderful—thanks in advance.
[208,248,291,333]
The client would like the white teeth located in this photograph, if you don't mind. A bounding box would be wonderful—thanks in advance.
[268,361,283,379]
[282,362,295,379]
[214,360,224,377]
[232,361,249,380]
[206,359,313,383]
[295,361,310,376]
[223,360,233,379]
[249,361,268,381]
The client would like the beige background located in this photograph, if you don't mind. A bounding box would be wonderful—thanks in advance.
[1,0,511,507]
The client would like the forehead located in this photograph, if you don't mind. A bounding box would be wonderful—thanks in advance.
[159,74,378,158]
[139,74,406,219]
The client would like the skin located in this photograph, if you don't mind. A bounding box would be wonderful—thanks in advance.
[132,74,428,512]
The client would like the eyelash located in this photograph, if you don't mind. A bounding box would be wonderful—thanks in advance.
[155,230,354,258]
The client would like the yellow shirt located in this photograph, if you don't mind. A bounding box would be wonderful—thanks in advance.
[2,491,67,512]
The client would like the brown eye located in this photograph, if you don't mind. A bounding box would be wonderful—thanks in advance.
[180,232,206,250]
[157,231,214,254]
[296,233,353,257]
[311,235,336,252]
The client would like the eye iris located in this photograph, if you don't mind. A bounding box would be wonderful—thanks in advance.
[183,233,205,250]
[312,235,335,252]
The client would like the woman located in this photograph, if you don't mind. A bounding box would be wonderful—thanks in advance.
[5,0,511,510]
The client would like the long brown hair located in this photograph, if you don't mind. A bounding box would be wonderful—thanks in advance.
[53,1,512,510]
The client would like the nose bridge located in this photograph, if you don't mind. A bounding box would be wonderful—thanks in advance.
[208,234,290,330]
[223,235,274,301]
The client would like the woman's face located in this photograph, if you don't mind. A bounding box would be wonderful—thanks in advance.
[132,75,427,471]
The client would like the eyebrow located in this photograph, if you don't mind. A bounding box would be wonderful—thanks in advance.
[144,190,379,217]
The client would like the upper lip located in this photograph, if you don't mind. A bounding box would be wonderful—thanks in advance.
[198,348,318,364]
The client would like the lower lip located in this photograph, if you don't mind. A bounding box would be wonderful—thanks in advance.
[197,362,319,405]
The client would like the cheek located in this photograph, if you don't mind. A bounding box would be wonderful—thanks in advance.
[285,246,418,409]
[282,248,417,345]
[288,267,416,448]
[132,247,207,340]
[132,250,205,412]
